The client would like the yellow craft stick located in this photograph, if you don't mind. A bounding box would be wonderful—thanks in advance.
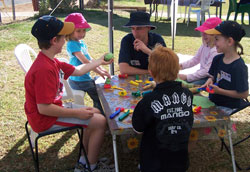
[111,85,124,90]
[143,81,156,90]
[129,80,139,86]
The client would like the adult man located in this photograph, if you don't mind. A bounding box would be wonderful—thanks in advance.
[118,11,166,75]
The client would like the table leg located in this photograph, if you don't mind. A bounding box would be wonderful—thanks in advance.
[112,134,119,172]
[228,129,237,172]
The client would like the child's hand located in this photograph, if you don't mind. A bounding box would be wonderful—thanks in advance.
[98,54,113,65]
[77,107,96,119]
[209,84,220,94]
[99,70,111,79]
[91,107,101,114]
[201,78,213,88]
[178,74,187,81]
[179,64,183,70]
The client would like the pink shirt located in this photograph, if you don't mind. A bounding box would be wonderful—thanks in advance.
[181,45,219,82]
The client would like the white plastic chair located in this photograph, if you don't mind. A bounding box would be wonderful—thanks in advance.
[14,44,85,105]
[14,44,86,147]
[57,57,85,105]
[187,0,215,27]
[14,44,37,73]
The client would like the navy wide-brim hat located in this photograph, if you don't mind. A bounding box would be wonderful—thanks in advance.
[123,11,156,30]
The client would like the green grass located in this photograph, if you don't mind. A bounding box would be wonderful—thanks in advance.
[0,2,250,172]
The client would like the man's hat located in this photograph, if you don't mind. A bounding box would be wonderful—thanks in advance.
[31,15,74,42]
[205,21,246,42]
[123,11,156,30]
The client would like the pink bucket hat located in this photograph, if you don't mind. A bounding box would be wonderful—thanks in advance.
[65,13,91,31]
[195,17,222,33]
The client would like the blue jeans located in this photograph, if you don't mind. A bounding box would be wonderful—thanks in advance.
[68,79,104,115]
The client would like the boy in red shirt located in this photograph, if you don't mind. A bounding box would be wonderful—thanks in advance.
[25,15,113,171]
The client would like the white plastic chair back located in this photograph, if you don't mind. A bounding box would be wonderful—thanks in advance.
[14,44,37,73]
[187,0,214,27]
[57,58,85,105]
[201,0,215,12]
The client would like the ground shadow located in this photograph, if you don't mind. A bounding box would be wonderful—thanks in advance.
[0,130,82,172]
[0,120,248,172]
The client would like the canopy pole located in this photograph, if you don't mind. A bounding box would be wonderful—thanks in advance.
[172,0,175,50]
[108,0,114,75]
[171,0,178,50]
[11,0,15,21]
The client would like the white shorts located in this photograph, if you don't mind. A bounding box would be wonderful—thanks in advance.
[42,103,90,133]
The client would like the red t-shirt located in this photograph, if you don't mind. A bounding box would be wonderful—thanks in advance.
[24,52,75,133]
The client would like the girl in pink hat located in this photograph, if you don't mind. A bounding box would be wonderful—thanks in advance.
[178,17,222,85]
[64,13,114,172]
[65,12,110,115]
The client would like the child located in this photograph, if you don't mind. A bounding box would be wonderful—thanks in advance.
[132,45,194,172]
[26,15,113,172]
[203,21,249,109]
[179,17,222,85]
[64,13,110,114]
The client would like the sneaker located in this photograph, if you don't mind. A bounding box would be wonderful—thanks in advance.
[74,162,86,172]
[91,161,115,172]
[74,158,111,172]
[99,157,110,164]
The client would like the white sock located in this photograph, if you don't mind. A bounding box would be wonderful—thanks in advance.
[85,163,97,171]
[79,156,86,165]
[90,164,97,171]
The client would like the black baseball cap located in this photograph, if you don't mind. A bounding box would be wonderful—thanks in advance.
[31,15,74,42]
[204,21,246,42]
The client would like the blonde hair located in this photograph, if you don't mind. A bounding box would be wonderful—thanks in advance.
[235,41,244,55]
[65,31,75,41]
[208,35,216,48]
[148,44,179,82]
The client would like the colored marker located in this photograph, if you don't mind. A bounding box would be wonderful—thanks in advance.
[118,110,130,121]
[118,74,128,79]
[135,74,139,80]
[104,84,111,89]
[110,107,124,119]
[198,83,218,92]
[142,90,152,96]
